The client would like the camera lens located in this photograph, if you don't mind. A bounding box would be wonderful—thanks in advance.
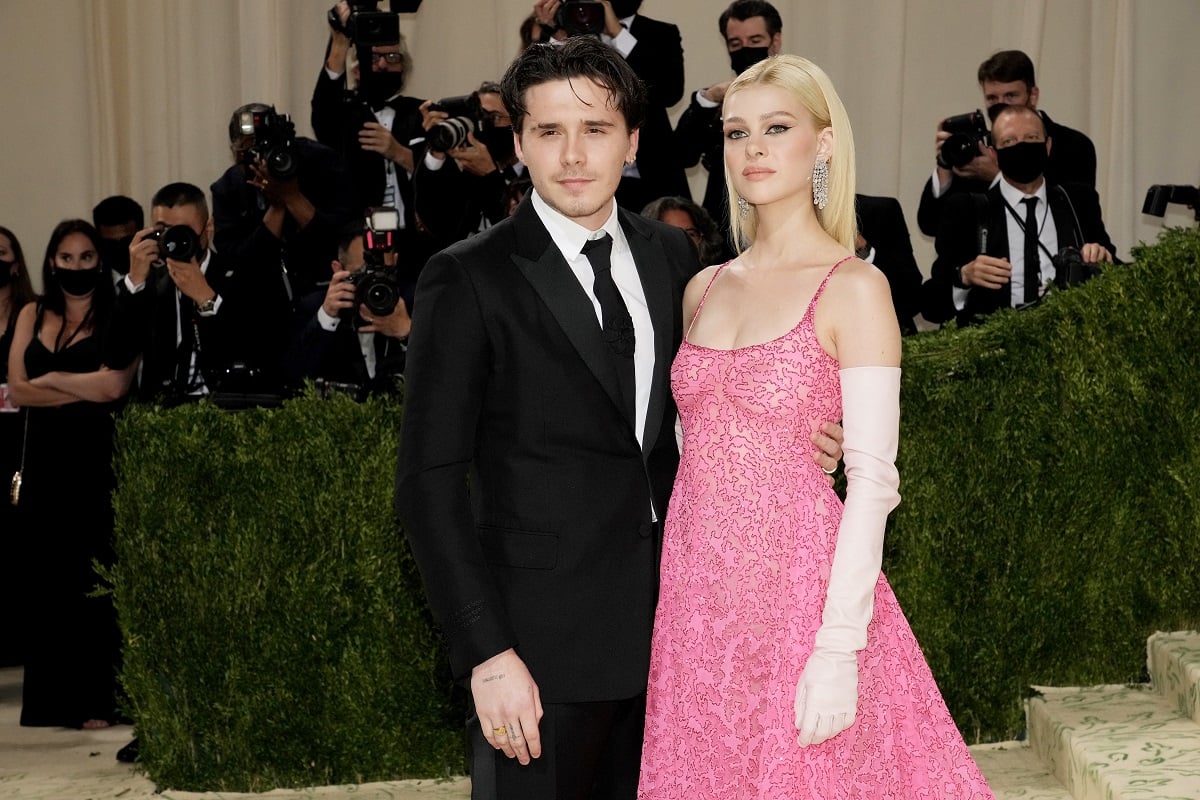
[160,225,200,262]
[941,134,979,169]
[427,116,475,152]
[363,280,399,316]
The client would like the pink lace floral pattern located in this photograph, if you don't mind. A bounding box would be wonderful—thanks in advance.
[639,261,993,799]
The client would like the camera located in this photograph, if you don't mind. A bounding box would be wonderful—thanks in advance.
[426,94,484,152]
[341,207,404,324]
[1142,184,1199,221]
[940,110,991,169]
[147,225,201,264]
[1051,246,1101,290]
[237,106,298,180]
[327,1,419,42]
[556,1,606,37]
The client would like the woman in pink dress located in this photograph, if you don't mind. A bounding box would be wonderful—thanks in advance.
[638,55,994,798]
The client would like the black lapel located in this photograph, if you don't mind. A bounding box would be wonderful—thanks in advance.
[988,187,1013,308]
[508,201,626,420]
[620,209,675,457]
[1047,184,1082,250]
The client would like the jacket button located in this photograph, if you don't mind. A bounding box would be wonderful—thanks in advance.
[638,523,652,538]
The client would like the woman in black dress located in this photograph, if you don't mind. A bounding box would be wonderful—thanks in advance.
[6,219,136,728]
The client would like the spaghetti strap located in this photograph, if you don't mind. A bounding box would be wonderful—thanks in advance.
[802,254,856,322]
[685,261,731,341]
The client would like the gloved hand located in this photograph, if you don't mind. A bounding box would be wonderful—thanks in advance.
[795,366,901,747]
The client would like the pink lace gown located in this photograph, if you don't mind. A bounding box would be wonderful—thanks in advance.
[638,260,993,799]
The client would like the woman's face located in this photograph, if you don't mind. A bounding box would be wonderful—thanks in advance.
[723,84,830,210]
[54,232,100,272]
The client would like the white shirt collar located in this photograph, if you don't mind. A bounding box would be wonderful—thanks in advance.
[999,175,1048,208]
[530,190,624,259]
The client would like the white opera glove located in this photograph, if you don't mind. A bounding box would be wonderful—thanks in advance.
[795,366,901,747]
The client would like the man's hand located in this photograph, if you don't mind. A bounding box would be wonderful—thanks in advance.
[1080,242,1113,264]
[167,258,213,306]
[702,80,733,105]
[326,1,352,73]
[128,228,161,286]
[471,649,544,765]
[961,255,1012,290]
[357,296,411,340]
[450,132,498,176]
[359,122,404,162]
[812,421,845,483]
[598,0,623,38]
[419,99,449,133]
[533,0,565,38]
[954,142,999,183]
[322,270,356,319]
[248,161,300,209]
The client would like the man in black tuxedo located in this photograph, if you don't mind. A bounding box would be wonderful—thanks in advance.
[311,2,435,275]
[284,220,410,398]
[532,0,689,211]
[921,105,1116,327]
[915,49,1097,237]
[106,183,286,402]
[395,36,694,799]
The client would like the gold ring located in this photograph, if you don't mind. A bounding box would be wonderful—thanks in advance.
[492,725,507,737]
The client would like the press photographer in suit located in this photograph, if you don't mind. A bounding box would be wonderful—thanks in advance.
[107,183,284,402]
[921,105,1115,327]
[284,216,410,398]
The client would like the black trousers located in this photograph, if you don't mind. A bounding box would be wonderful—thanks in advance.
[470,693,647,800]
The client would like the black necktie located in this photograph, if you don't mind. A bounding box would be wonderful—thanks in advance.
[1021,197,1040,303]
[581,233,636,423]
[176,292,198,393]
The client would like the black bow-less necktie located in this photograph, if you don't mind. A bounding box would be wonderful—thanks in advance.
[1021,196,1040,303]
[581,233,636,423]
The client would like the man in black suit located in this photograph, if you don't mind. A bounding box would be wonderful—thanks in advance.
[395,36,694,799]
[107,183,285,402]
[284,220,410,398]
[211,103,357,302]
[312,3,427,220]
[532,0,689,210]
[915,49,1097,237]
[921,105,1116,327]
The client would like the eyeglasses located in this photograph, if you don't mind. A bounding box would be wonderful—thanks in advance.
[372,51,403,64]
[484,111,512,127]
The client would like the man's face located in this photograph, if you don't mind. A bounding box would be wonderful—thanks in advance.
[478,92,512,129]
[150,204,210,259]
[351,44,404,83]
[724,16,781,56]
[339,237,366,274]
[991,111,1047,150]
[514,77,638,231]
[982,79,1038,111]
[98,221,139,243]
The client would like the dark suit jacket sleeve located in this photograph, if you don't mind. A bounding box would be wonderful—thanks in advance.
[674,93,719,169]
[282,291,334,386]
[922,192,981,324]
[394,251,515,679]
[103,278,153,369]
[1058,183,1116,259]
[858,196,922,332]
[625,17,685,110]
[311,67,347,149]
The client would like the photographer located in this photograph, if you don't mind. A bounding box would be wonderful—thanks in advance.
[311,1,433,267]
[916,49,1097,237]
[107,182,288,402]
[532,0,689,209]
[211,102,356,302]
[413,82,525,249]
[921,105,1115,327]
[284,217,409,398]
[92,195,144,283]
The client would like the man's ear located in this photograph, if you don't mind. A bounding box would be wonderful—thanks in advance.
[1028,85,1040,109]
[625,127,641,164]
[1045,135,1052,156]
[331,259,343,275]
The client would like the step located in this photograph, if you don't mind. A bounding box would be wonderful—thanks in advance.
[968,741,1073,799]
[1147,630,1200,724]
[1027,683,1200,800]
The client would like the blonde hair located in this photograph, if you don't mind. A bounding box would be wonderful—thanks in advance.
[724,55,857,253]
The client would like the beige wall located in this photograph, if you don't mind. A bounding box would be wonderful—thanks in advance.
[2,0,1197,288]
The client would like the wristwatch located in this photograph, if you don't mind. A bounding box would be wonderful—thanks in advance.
[195,295,218,314]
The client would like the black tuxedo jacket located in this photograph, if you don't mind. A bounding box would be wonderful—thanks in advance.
[674,91,726,227]
[105,251,272,400]
[395,198,696,703]
[412,157,513,251]
[856,195,923,335]
[283,289,405,395]
[916,110,1098,236]
[922,180,1115,326]
[621,15,690,204]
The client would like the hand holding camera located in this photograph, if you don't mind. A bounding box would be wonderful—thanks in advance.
[128,225,202,286]
[936,110,998,182]
[358,121,411,171]
[248,160,300,209]
[450,131,498,176]
[322,269,358,319]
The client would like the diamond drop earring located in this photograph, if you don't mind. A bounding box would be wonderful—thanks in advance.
[737,197,749,219]
[812,158,830,210]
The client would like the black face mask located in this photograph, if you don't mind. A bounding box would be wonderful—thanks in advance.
[996,141,1049,185]
[477,124,516,165]
[730,46,771,75]
[54,266,102,297]
[362,71,405,110]
[0,259,15,289]
[609,0,643,19]
[97,237,133,276]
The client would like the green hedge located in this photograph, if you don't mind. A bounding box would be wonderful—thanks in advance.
[107,391,463,791]
[890,225,1200,741]
[108,226,1200,790]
